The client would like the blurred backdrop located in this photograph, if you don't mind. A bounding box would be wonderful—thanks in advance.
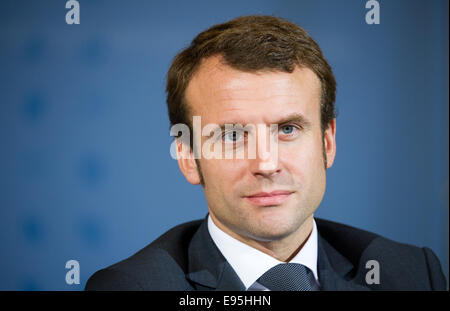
[0,0,448,290]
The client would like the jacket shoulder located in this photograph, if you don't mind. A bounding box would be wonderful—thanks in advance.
[85,219,203,291]
[316,218,447,290]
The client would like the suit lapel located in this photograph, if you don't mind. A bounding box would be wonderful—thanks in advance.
[185,216,246,291]
[185,216,370,291]
[318,234,370,291]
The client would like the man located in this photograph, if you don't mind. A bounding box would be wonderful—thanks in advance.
[85,15,447,291]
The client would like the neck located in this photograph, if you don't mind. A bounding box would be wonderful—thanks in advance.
[210,213,315,262]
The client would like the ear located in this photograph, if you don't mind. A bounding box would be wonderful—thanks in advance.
[324,119,337,169]
[175,138,201,185]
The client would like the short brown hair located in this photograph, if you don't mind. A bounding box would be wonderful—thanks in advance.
[166,15,336,139]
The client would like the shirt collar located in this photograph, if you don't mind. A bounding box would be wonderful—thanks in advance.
[207,215,319,290]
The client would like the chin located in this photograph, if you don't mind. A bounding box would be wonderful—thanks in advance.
[247,221,297,242]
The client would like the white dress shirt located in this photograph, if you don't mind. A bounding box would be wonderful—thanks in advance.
[207,215,319,291]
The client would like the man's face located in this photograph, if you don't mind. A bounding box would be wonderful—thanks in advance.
[180,56,336,244]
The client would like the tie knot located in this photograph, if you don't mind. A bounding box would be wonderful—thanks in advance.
[258,263,317,291]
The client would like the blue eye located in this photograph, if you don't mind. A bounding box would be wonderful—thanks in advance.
[280,125,295,134]
[223,131,243,142]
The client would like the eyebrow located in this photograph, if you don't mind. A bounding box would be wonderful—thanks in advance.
[274,113,312,129]
[217,113,312,130]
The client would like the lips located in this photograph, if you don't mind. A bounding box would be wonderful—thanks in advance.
[245,190,294,206]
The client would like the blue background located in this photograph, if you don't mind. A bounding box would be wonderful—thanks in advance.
[0,0,448,290]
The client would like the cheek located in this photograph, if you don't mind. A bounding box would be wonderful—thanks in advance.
[280,136,325,181]
[202,159,247,193]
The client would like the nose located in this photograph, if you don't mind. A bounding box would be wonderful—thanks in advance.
[249,124,281,178]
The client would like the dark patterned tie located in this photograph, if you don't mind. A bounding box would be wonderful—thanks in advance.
[257,263,318,291]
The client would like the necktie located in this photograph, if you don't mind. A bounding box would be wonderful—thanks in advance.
[257,263,317,291]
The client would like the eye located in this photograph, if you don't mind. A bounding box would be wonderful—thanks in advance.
[223,130,243,142]
[280,125,295,135]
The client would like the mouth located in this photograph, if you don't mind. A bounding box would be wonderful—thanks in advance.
[245,190,294,207]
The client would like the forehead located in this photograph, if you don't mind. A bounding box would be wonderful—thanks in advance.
[185,56,322,125]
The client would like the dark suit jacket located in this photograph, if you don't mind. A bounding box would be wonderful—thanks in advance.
[85,217,447,291]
